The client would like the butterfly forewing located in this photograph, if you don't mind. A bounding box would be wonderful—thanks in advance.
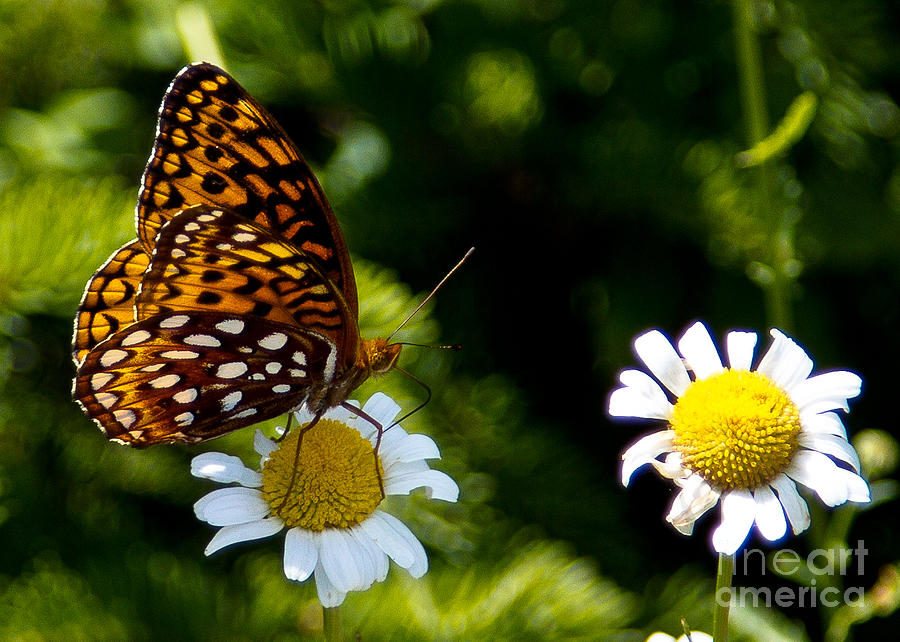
[73,240,150,364]
[73,311,338,446]
[137,205,359,362]
[137,63,357,315]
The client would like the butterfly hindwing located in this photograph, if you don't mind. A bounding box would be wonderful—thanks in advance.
[136,205,359,365]
[73,311,338,446]
[73,240,150,365]
[137,63,357,316]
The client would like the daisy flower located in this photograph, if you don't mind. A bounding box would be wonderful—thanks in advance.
[191,392,459,607]
[610,321,869,555]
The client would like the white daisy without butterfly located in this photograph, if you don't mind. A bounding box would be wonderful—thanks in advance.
[610,321,869,555]
[191,392,459,607]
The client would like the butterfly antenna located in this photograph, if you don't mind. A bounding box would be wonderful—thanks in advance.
[389,365,433,428]
[387,247,474,342]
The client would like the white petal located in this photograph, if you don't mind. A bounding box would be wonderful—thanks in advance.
[843,470,871,503]
[634,330,691,396]
[351,524,389,583]
[359,511,428,577]
[677,321,723,380]
[752,485,787,541]
[650,451,688,481]
[381,433,440,467]
[254,429,278,460]
[318,528,368,593]
[769,474,810,535]
[362,392,402,427]
[191,452,262,487]
[712,490,756,554]
[726,330,757,370]
[786,450,851,506]
[194,487,270,526]
[799,432,861,472]
[666,474,720,535]
[608,369,674,420]
[203,517,283,555]
[283,527,318,582]
[620,430,675,486]
[790,371,862,414]
[800,411,848,439]
[385,469,459,501]
[314,560,347,608]
[292,404,317,426]
[757,329,813,392]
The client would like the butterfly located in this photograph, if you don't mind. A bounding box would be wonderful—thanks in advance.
[72,63,402,447]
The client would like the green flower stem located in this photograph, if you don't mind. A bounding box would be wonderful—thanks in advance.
[731,0,794,331]
[714,553,734,642]
[323,605,342,641]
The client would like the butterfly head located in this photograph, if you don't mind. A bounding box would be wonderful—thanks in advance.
[361,337,403,375]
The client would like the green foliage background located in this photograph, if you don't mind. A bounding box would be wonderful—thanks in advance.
[1,0,899,639]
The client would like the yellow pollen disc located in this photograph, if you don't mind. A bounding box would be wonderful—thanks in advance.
[260,418,383,530]
[670,369,801,491]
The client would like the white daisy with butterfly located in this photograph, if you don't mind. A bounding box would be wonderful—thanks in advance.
[191,392,459,607]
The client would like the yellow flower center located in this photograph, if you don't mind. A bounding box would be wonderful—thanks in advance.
[670,369,801,491]
[260,418,383,530]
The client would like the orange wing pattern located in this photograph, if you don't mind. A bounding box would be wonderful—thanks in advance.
[137,206,357,357]
[137,63,357,316]
[72,240,150,364]
[73,310,337,446]
[71,63,399,447]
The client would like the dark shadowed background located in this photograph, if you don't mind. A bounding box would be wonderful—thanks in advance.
[1,1,899,639]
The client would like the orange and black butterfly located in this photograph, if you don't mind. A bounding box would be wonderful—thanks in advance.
[72,63,401,447]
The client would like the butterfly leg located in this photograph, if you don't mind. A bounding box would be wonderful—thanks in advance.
[340,402,386,500]
[275,412,295,442]
[276,409,325,512]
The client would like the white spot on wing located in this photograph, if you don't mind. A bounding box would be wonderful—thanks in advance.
[221,391,242,411]
[96,392,117,409]
[289,369,307,378]
[139,363,166,372]
[293,351,307,365]
[100,349,128,367]
[160,315,190,328]
[160,350,200,360]
[216,243,233,251]
[216,362,248,379]
[265,362,282,374]
[149,374,181,388]
[184,334,221,347]
[121,330,151,347]
[173,388,198,404]
[250,373,265,381]
[91,372,114,390]
[174,233,190,244]
[113,409,136,428]
[171,248,187,258]
[259,333,288,350]
[323,344,337,382]
[197,214,216,222]
[174,412,194,426]
[184,222,201,231]
[232,232,257,243]
[230,408,257,420]
[272,384,291,394]
[215,319,244,334]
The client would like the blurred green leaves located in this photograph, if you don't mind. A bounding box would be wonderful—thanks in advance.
[0,176,132,317]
